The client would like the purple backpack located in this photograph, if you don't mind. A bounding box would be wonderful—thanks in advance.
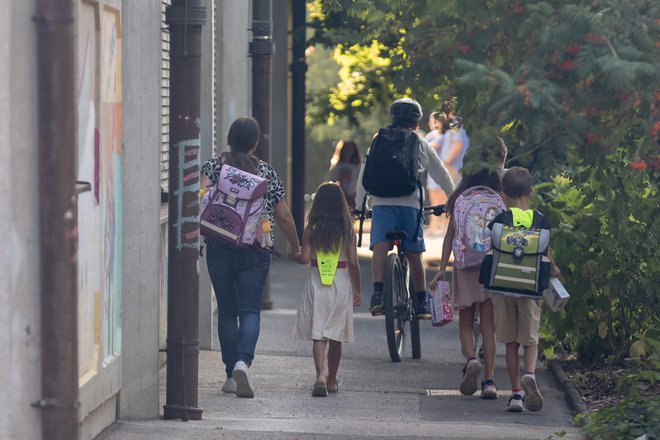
[452,186,506,269]
[200,164,268,249]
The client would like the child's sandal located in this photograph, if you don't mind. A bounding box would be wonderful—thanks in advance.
[327,376,342,394]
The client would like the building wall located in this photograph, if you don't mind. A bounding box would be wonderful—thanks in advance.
[0,1,41,439]
[0,1,286,438]
[214,0,251,153]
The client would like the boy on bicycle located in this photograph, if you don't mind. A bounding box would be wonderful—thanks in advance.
[355,98,455,318]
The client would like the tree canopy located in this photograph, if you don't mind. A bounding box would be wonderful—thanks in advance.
[309,0,659,173]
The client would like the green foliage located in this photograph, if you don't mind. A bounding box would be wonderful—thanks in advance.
[617,330,660,398]
[579,331,660,439]
[309,0,660,173]
[581,396,659,440]
[305,44,383,193]
[536,151,659,360]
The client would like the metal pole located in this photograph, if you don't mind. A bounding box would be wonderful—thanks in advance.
[250,0,276,309]
[34,1,80,439]
[164,0,205,421]
[290,0,306,240]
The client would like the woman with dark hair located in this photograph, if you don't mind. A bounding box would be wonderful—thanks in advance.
[329,140,361,208]
[200,117,301,398]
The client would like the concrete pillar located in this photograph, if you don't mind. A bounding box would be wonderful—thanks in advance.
[0,1,41,439]
[119,0,162,419]
[198,0,215,351]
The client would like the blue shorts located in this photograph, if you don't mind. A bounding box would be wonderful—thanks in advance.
[370,205,426,253]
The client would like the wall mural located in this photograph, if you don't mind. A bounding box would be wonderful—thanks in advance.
[100,8,123,362]
[77,3,101,381]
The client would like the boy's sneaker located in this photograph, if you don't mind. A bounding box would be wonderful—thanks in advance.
[521,373,543,411]
[221,377,236,393]
[232,361,255,398]
[505,394,524,412]
[459,358,482,395]
[416,302,432,319]
[480,379,498,399]
[369,292,384,315]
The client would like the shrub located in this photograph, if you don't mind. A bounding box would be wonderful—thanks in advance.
[536,151,659,361]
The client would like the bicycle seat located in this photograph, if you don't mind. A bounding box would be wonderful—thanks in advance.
[385,230,408,242]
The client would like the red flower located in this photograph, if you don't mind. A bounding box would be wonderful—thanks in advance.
[586,32,603,44]
[456,43,469,55]
[617,91,632,102]
[550,54,558,66]
[651,121,660,138]
[560,60,577,70]
[585,133,599,145]
[585,107,598,117]
[630,160,647,170]
[513,4,525,13]
[565,43,580,55]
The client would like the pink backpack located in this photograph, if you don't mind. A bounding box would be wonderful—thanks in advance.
[200,164,268,249]
[452,186,506,269]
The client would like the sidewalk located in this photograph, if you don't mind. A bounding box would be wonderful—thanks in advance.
[98,239,583,439]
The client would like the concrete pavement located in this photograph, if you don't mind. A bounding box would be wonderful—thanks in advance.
[98,229,583,439]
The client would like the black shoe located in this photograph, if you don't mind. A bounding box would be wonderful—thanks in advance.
[369,292,384,315]
[416,302,432,319]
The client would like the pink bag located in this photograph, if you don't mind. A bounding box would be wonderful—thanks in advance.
[430,280,453,327]
[200,164,268,248]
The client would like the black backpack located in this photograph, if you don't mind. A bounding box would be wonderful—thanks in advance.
[357,126,423,246]
[362,126,420,197]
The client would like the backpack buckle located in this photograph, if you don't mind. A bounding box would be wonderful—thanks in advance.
[224,194,238,207]
[513,246,524,262]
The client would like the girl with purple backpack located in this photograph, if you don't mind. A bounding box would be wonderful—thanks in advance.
[429,138,508,400]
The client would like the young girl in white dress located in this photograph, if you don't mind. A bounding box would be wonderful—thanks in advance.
[290,182,362,397]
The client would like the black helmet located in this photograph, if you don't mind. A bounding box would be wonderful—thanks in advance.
[389,98,423,124]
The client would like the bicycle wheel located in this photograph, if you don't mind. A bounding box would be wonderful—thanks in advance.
[384,254,407,362]
[409,277,421,359]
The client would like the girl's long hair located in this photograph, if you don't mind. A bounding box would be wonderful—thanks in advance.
[446,140,505,217]
[222,117,260,174]
[306,182,354,253]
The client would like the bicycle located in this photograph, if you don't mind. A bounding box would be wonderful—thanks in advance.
[355,204,445,362]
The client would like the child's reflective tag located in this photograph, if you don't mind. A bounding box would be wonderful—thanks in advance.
[316,248,340,285]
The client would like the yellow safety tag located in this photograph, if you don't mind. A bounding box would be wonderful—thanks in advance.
[316,247,341,286]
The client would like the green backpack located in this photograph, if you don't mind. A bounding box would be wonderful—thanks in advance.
[479,210,551,297]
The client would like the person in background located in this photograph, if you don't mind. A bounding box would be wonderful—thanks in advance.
[200,117,301,398]
[329,140,362,209]
[291,182,361,396]
[441,111,470,183]
[425,111,450,234]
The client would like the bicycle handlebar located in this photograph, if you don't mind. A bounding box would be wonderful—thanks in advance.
[352,204,445,219]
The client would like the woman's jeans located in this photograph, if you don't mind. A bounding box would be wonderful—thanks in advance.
[206,242,270,377]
